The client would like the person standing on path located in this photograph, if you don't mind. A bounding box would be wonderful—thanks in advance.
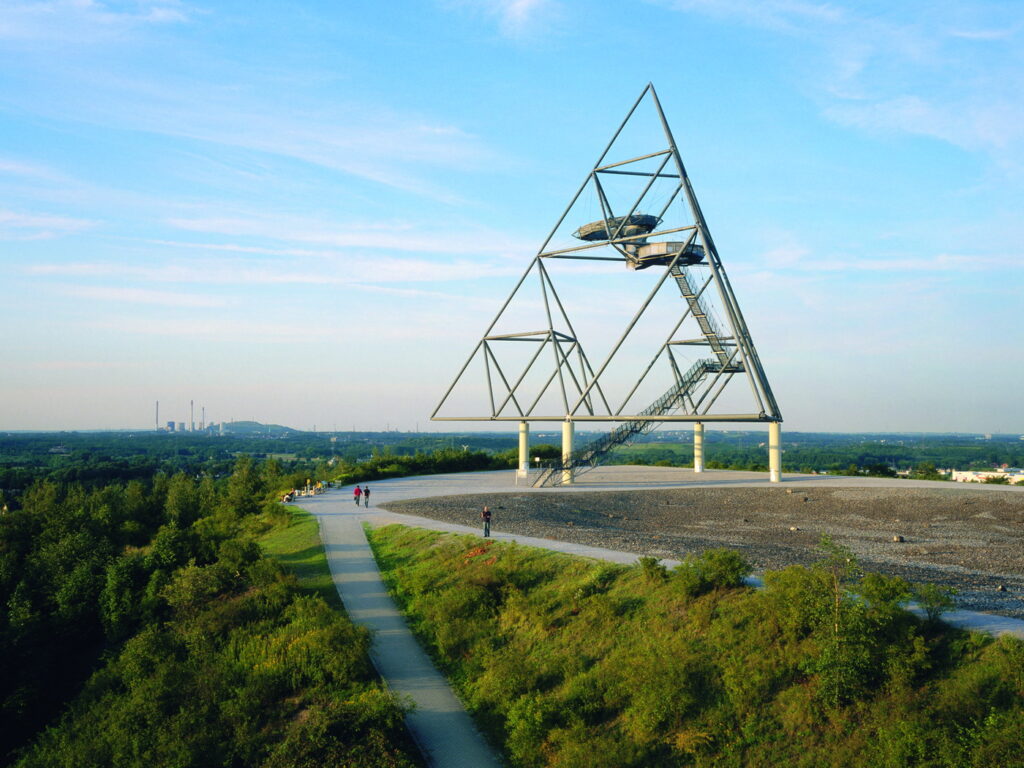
[481,505,491,538]
[353,485,362,505]
[363,485,371,507]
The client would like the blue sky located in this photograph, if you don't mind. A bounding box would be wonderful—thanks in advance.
[1,0,1022,433]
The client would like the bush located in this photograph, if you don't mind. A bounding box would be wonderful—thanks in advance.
[637,556,667,583]
[674,548,751,597]
[914,582,957,623]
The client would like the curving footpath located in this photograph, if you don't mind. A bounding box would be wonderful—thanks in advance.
[296,466,1024,765]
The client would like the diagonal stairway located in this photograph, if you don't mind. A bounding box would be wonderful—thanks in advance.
[669,264,731,366]
[533,357,741,487]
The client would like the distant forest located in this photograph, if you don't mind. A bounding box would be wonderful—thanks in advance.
[2,429,1022,507]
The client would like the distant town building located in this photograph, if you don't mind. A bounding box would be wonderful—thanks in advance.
[952,469,1024,485]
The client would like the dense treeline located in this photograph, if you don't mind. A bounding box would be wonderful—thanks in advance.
[0,458,417,767]
[332,444,561,487]
[611,433,1024,475]
[0,432,536,506]
[369,526,1024,767]
[4,431,1022,507]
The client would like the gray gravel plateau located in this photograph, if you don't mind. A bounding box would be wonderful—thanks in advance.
[382,486,1024,618]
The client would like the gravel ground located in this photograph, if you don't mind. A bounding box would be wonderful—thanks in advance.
[381,486,1024,618]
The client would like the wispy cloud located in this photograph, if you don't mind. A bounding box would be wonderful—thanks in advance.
[0,208,95,239]
[57,284,228,308]
[163,214,533,258]
[6,70,504,203]
[0,0,189,43]
[658,1,1024,160]
[751,244,1021,274]
[29,251,525,286]
[0,156,72,183]
[659,0,844,31]
[440,0,561,36]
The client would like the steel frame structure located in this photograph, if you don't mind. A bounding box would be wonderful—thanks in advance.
[432,83,781,425]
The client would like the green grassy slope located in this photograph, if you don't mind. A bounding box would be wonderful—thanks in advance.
[259,505,343,611]
[367,524,1024,768]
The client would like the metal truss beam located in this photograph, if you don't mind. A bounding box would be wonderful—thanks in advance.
[433,82,782,440]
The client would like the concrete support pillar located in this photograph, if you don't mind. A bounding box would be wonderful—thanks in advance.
[769,421,782,483]
[561,420,574,486]
[693,422,704,473]
[516,421,530,478]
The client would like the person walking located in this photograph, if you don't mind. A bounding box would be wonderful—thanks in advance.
[362,485,371,507]
[353,485,362,505]
[481,505,492,538]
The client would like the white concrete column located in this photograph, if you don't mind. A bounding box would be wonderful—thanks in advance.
[693,422,704,473]
[769,421,782,483]
[561,420,574,486]
[516,421,530,478]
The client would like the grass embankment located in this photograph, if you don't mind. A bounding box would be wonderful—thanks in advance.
[258,505,342,610]
[368,525,1024,768]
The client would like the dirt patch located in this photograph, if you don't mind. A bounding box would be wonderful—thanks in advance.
[381,486,1024,618]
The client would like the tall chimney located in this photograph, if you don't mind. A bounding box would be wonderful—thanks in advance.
[156,400,159,430]
[190,400,195,432]
[201,406,205,431]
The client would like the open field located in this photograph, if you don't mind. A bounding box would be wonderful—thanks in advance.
[382,482,1024,617]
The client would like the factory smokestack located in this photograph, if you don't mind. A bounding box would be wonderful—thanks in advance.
[201,406,205,431]
[156,400,159,431]
[190,400,195,432]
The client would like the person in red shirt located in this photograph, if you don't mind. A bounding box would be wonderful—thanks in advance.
[353,486,362,505]
[481,505,492,538]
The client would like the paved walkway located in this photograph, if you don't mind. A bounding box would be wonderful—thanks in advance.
[299,494,502,768]
[296,466,1024,765]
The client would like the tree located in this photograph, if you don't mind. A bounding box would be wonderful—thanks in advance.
[225,457,265,518]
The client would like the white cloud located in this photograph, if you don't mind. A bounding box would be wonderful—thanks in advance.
[659,1,1024,160]
[0,0,189,43]
[29,252,525,286]
[659,0,844,31]
[163,215,533,259]
[57,284,228,308]
[0,208,95,239]
[10,77,504,203]
[825,96,1024,153]
[440,0,560,37]
[0,156,71,182]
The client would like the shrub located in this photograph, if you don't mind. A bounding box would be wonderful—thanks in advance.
[674,548,751,597]
[915,582,957,623]
[637,556,668,583]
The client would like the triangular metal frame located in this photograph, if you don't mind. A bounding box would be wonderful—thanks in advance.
[433,83,781,425]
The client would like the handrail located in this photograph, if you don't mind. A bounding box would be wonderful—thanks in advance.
[533,357,738,486]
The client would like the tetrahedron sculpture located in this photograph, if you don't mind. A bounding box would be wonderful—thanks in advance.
[433,84,782,484]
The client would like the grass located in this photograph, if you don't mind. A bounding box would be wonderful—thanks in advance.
[257,506,343,611]
[367,523,1024,768]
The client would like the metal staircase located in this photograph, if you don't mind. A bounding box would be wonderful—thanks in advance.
[669,264,730,366]
[533,356,741,487]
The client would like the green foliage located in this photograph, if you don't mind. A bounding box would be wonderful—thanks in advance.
[637,556,667,583]
[18,571,416,768]
[914,582,958,623]
[368,524,1024,767]
[1,459,419,767]
[673,548,752,597]
[332,446,513,487]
